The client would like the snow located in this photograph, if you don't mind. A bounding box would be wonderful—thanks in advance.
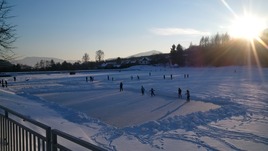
[1,66,268,150]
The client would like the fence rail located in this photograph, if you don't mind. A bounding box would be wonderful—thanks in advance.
[0,105,105,151]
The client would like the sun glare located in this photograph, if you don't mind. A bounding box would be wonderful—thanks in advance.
[229,14,266,40]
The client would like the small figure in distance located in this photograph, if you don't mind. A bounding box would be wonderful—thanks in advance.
[5,80,7,87]
[90,76,94,82]
[150,88,155,96]
[186,90,190,101]
[141,85,145,95]
[1,79,4,87]
[120,82,123,92]
[178,88,182,98]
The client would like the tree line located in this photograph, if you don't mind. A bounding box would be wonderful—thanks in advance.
[169,30,268,67]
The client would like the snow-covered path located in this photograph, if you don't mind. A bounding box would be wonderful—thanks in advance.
[1,66,268,150]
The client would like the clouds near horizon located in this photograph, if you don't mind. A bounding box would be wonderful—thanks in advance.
[150,28,211,36]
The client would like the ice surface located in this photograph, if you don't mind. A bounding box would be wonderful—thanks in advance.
[1,66,268,150]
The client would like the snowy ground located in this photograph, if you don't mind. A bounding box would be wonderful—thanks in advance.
[1,66,268,151]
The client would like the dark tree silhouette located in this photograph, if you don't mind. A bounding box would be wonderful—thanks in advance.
[169,43,184,66]
[0,0,16,60]
[95,50,104,62]
[176,44,184,66]
[116,57,121,65]
[82,53,90,63]
[169,44,177,65]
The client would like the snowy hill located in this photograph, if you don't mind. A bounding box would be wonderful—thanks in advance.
[128,50,162,58]
[13,57,76,67]
[13,57,64,67]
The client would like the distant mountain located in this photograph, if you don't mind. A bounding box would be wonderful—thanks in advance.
[13,57,72,67]
[128,50,162,58]
[13,50,163,67]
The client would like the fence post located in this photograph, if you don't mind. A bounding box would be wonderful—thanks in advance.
[46,127,52,151]
[52,132,57,151]
[4,110,8,118]
[3,110,8,150]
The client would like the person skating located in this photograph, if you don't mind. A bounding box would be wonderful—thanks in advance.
[178,88,182,98]
[5,80,7,87]
[150,88,155,96]
[186,90,190,101]
[120,82,123,92]
[1,79,4,87]
[141,86,145,95]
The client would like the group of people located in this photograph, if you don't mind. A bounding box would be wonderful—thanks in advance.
[163,74,173,80]
[119,82,190,101]
[0,76,17,88]
[1,79,8,88]
[107,75,114,81]
[184,74,190,78]
[86,76,94,82]
[178,88,190,101]
[89,73,191,101]
[130,75,140,80]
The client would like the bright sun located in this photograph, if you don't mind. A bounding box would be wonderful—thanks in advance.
[229,14,266,40]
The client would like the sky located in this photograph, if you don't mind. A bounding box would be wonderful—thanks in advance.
[8,0,268,61]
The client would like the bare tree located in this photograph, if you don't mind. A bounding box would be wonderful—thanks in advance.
[82,53,90,63]
[0,0,16,60]
[95,50,104,62]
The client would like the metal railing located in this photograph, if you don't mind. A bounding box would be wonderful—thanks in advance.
[52,130,104,151]
[0,105,105,151]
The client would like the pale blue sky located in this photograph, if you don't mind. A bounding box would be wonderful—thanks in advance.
[9,0,268,61]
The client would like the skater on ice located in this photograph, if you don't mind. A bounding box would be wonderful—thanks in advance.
[90,76,94,82]
[4,80,7,87]
[141,85,145,95]
[120,82,123,92]
[150,88,155,96]
[178,88,182,98]
[1,79,4,87]
[186,90,190,101]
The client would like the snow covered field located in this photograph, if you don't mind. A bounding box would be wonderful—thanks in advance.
[1,66,268,151]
